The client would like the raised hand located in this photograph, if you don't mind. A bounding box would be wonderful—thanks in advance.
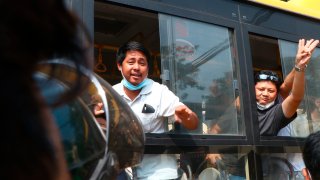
[295,39,319,68]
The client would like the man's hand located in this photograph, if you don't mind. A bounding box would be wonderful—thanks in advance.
[209,123,221,134]
[94,102,105,116]
[174,105,199,130]
[206,154,222,166]
[175,105,192,123]
[295,39,319,67]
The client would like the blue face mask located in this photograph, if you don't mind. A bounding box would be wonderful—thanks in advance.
[121,78,151,91]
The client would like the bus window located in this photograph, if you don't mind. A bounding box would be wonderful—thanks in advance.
[250,36,320,179]
[249,34,283,76]
[260,153,300,180]
[279,39,320,137]
[250,34,320,137]
[159,14,243,135]
[94,2,161,85]
[179,151,249,179]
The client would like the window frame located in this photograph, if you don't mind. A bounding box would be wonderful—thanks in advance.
[96,0,320,178]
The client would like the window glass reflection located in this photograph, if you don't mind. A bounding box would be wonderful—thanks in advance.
[53,100,106,179]
[261,153,305,180]
[159,14,242,135]
[34,71,106,179]
[279,40,320,137]
[130,152,249,179]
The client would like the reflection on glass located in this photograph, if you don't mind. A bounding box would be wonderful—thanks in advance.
[34,71,106,179]
[53,100,106,179]
[96,75,145,169]
[159,14,242,135]
[178,152,247,179]
[261,153,305,180]
[80,81,108,135]
[89,94,107,132]
[279,40,320,137]
[36,61,145,179]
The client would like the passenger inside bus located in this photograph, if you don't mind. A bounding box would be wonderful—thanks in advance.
[113,41,199,179]
[203,79,235,133]
[203,38,319,179]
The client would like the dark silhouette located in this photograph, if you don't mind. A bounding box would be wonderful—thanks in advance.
[0,1,92,179]
[302,131,320,180]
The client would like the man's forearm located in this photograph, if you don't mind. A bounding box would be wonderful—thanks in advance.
[291,69,305,102]
[280,68,295,98]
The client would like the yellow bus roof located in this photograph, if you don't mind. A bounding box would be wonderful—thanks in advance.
[248,0,320,20]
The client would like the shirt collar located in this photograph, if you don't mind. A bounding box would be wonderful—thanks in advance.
[139,79,153,95]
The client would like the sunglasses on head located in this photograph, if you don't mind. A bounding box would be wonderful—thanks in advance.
[256,74,279,82]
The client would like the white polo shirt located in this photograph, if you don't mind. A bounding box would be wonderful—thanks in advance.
[113,79,183,179]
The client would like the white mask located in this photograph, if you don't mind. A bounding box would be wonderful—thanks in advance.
[257,101,275,110]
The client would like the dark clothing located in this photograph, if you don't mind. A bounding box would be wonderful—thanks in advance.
[211,94,297,178]
[258,95,297,136]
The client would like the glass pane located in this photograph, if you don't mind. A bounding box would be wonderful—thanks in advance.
[159,14,242,135]
[279,40,320,137]
[132,152,249,179]
[261,153,305,180]
[182,153,248,180]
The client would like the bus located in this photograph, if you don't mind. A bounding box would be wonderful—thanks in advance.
[70,0,320,179]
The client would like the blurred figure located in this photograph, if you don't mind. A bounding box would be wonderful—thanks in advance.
[308,96,320,131]
[302,131,320,180]
[309,97,320,119]
[0,1,91,180]
[205,79,234,122]
[91,94,107,131]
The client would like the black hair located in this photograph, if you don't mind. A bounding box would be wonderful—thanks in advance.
[303,131,320,179]
[0,0,92,179]
[254,70,281,91]
[116,41,151,67]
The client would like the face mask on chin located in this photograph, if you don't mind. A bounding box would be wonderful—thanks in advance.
[119,67,150,91]
[257,101,275,110]
[121,78,151,91]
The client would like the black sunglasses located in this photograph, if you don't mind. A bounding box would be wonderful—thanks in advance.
[256,74,279,82]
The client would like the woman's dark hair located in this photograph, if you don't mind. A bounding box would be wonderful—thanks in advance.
[254,70,282,91]
[116,41,151,67]
[0,0,92,179]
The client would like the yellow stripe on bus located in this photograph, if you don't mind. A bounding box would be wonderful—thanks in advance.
[249,0,320,20]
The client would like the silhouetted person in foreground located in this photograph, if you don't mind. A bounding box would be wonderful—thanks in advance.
[302,131,320,180]
[0,1,92,179]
